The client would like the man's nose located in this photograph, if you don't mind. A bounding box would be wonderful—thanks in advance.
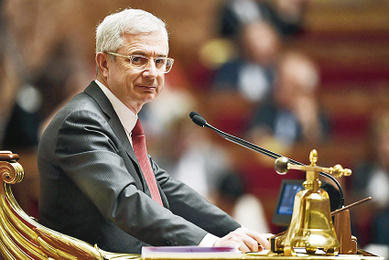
[142,59,159,78]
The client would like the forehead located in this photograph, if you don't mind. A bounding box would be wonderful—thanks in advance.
[120,31,168,55]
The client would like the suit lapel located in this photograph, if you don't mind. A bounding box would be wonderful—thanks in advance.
[84,82,147,188]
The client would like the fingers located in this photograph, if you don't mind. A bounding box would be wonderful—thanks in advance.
[235,229,259,252]
[214,228,273,253]
[241,229,272,250]
[213,229,253,253]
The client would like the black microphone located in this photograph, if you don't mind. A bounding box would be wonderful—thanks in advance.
[189,111,207,127]
[189,111,344,208]
[190,111,287,160]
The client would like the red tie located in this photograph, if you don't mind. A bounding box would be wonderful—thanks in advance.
[132,119,163,206]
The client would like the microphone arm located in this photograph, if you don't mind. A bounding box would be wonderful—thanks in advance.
[189,111,345,208]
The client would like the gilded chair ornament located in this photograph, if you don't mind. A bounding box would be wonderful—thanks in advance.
[0,151,139,259]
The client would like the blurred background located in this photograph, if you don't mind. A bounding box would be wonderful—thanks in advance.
[1,0,389,254]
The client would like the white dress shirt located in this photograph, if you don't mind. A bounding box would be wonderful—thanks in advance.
[95,80,137,143]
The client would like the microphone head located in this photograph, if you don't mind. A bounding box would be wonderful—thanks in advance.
[189,111,207,127]
[189,111,200,119]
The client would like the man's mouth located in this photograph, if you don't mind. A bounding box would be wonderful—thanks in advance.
[137,85,156,90]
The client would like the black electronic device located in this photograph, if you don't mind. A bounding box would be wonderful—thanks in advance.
[272,179,304,226]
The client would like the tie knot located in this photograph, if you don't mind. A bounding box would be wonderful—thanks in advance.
[132,119,144,136]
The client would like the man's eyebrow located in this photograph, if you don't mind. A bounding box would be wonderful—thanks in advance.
[129,51,168,57]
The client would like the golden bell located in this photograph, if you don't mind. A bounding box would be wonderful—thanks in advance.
[284,182,339,255]
[270,150,342,256]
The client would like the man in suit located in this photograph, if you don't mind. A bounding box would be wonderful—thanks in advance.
[38,8,270,254]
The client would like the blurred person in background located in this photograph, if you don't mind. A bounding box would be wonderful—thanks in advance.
[351,110,389,250]
[218,0,308,40]
[205,20,281,139]
[213,171,270,234]
[0,0,92,218]
[247,50,329,151]
[155,116,233,200]
[213,20,281,104]
[1,43,90,151]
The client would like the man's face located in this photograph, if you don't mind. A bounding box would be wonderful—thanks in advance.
[104,31,168,113]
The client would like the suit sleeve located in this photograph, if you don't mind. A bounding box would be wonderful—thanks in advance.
[54,109,239,246]
[152,160,241,238]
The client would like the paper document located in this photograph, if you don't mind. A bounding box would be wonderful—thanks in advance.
[141,246,241,259]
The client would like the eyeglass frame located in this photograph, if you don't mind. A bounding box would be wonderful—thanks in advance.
[106,51,174,73]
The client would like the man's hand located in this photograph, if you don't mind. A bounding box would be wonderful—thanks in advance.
[213,228,272,253]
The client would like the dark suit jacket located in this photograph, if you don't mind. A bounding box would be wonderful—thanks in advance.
[38,81,240,254]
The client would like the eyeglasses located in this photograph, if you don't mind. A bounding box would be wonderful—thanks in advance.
[107,52,174,73]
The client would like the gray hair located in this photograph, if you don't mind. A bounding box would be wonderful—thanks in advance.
[95,8,169,54]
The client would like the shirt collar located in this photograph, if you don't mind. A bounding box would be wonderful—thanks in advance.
[95,80,137,133]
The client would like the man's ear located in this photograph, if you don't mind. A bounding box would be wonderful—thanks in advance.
[96,52,109,77]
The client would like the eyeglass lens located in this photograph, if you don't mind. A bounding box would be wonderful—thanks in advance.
[131,55,172,73]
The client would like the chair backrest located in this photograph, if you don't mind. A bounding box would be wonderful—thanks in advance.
[0,151,139,260]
